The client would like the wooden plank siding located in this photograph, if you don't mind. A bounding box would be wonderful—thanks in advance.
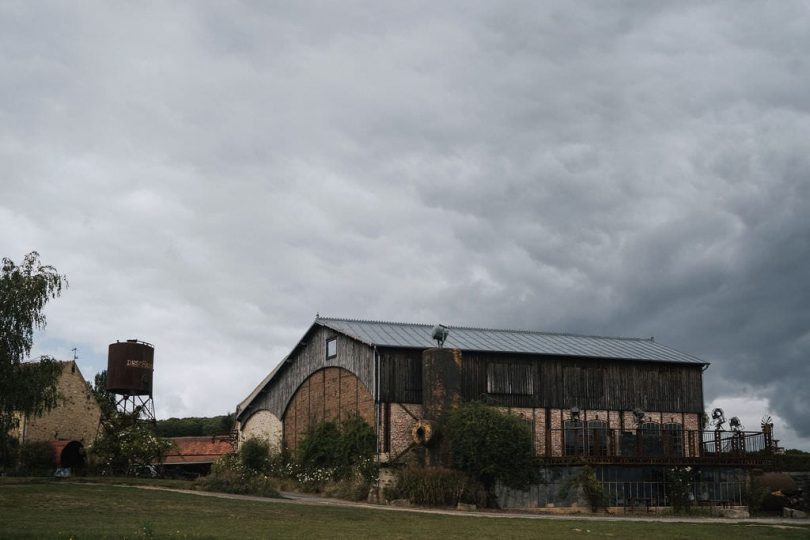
[378,348,423,404]
[460,352,704,413]
[242,328,704,424]
[241,326,375,420]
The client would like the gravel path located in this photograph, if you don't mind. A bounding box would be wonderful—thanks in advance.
[93,483,809,528]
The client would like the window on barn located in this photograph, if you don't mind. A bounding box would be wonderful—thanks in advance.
[486,362,533,395]
[587,419,609,457]
[640,422,662,457]
[326,338,337,360]
[564,419,585,455]
[663,423,684,457]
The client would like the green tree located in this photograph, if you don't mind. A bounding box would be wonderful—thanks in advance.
[89,370,117,419]
[154,414,235,437]
[91,410,173,475]
[0,252,66,469]
[444,401,537,491]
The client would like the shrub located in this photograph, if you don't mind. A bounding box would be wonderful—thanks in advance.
[666,466,695,514]
[395,466,480,506]
[559,466,605,511]
[579,466,606,512]
[91,411,173,475]
[195,453,280,497]
[296,421,342,472]
[296,415,376,482]
[18,441,54,473]
[0,433,20,472]
[338,415,377,472]
[444,401,537,490]
[239,438,271,474]
[322,477,371,502]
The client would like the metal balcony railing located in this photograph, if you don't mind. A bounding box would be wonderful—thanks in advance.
[545,427,768,460]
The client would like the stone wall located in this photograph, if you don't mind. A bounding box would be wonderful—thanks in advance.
[387,403,423,459]
[495,466,587,509]
[239,409,283,452]
[21,361,101,445]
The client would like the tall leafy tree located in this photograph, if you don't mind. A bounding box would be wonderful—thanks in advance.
[89,369,117,419]
[0,252,67,467]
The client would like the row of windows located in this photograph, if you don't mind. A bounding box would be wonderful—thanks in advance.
[563,420,685,457]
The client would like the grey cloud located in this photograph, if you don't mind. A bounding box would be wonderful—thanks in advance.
[2,2,809,444]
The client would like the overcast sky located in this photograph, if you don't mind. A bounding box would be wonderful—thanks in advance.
[3,2,809,449]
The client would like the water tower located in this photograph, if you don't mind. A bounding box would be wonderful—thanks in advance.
[106,339,156,421]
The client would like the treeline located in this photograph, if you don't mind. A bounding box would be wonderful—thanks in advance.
[155,414,235,437]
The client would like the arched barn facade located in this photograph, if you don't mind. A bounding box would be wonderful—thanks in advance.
[236,316,773,509]
[282,367,374,449]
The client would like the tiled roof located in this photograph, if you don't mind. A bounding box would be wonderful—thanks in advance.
[318,317,706,365]
[163,436,234,465]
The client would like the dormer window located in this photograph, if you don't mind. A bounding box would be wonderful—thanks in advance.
[326,338,337,360]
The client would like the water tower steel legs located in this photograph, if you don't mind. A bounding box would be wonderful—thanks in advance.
[115,394,156,422]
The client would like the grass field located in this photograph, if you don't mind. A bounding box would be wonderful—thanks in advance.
[1,480,808,539]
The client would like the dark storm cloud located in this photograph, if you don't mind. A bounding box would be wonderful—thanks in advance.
[1,2,808,445]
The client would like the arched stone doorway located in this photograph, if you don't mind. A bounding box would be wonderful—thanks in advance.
[282,367,374,450]
[50,440,85,469]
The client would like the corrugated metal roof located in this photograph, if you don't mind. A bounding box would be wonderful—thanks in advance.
[317,317,706,365]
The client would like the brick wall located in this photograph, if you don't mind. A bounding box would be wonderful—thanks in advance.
[22,361,101,445]
[542,408,702,457]
[282,366,374,450]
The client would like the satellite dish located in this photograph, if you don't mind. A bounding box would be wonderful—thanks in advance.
[431,324,449,348]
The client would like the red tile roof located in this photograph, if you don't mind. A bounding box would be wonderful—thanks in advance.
[163,436,234,465]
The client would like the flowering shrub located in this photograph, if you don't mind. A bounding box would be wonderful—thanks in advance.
[296,415,376,484]
[667,466,696,513]
[196,452,279,497]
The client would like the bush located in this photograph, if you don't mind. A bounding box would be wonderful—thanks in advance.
[666,466,695,514]
[91,411,173,475]
[322,477,371,502]
[395,466,480,506]
[18,441,54,473]
[445,401,537,490]
[0,435,19,472]
[296,416,376,482]
[195,452,280,497]
[296,421,343,472]
[558,466,605,511]
[239,438,271,474]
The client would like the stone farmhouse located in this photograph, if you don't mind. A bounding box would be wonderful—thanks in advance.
[15,360,102,469]
[237,316,771,508]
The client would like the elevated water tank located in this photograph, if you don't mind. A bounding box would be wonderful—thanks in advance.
[106,340,154,395]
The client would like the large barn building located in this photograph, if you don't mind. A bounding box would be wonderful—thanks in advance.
[237,316,770,508]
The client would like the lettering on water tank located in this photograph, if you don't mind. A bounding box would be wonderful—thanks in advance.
[126,359,153,369]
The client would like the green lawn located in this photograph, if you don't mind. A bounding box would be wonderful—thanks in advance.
[0,480,808,539]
